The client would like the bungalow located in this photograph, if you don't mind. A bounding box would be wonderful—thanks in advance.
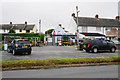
[69,13,120,39]
[0,22,37,33]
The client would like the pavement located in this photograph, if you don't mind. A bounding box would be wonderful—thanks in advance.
[2,65,119,78]
[1,46,119,60]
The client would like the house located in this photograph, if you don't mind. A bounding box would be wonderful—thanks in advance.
[0,22,37,33]
[106,27,118,40]
[69,13,120,39]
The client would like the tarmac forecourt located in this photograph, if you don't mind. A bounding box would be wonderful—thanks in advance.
[1,56,120,71]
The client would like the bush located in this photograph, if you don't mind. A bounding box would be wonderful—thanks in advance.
[1,33,45,42]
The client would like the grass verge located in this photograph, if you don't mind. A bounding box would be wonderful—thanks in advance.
[1,56,120,70]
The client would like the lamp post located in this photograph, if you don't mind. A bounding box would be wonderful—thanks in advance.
[39,19,41,46]
[76,6,80,35]
[76,6,80,45]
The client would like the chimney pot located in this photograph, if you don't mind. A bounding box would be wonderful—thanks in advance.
[72,13,75,18]
[10,22,12,24]
[115,16,119,20]
[25,21,27,24]
[95,14,99,18]
[59,24,62,27]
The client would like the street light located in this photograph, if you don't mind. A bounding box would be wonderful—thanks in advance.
[76,6,80,46]
[76,6,80,35]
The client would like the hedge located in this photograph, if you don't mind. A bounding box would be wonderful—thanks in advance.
[0,33,44,41]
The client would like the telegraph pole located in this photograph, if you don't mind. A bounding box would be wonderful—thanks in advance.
[76,6,80,46]
[76,6,79,35]
[39,19,41,46]
[39,19,41,34]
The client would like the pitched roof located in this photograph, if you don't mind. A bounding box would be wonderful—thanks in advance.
[0,24,35,30]
[74,17,120,27]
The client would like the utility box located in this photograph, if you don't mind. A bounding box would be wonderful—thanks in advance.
[4,44,7,51]
[47,38,53,46]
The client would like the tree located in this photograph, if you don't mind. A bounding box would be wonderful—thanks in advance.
[8,29,16,33]
[45,29,54,35]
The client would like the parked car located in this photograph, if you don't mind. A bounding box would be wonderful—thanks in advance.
[82,39,116,53]
[7,39,32,55]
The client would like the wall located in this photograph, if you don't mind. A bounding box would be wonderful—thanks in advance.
[0,29,8,33]
[78,26,106,35]
[32,26,37,33]
[67,18,77,33]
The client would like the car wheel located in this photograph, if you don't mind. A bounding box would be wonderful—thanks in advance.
[28,51,31,55]
[7,48,11,53]
[12,49,16,55]
[92,48,98,53]
[110,47,116,53]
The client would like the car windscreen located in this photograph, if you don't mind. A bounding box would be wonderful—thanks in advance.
[16,40,30,44]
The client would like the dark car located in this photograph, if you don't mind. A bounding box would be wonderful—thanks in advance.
[7,39,32,55]
[82,39,116,53]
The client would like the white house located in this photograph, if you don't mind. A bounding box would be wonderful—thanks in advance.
[68,13,120,39]
[0,22,37,33]
[52,24,65,35]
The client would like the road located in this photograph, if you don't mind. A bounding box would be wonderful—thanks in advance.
[1,46,119,60]
[2,65,119,78]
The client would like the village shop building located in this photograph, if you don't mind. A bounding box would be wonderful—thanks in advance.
[44,24,77,46]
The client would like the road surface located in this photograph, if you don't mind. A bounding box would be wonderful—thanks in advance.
[1,46,119,60]
[2,65,119,78]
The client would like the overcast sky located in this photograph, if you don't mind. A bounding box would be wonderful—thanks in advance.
[0,0,120,33]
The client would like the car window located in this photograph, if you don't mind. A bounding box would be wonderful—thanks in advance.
[16,40,30,44]
[112,40,119,43]
[102,41,107,44]
[11,40,14,43]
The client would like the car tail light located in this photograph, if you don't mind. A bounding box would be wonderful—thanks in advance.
[15,44,18,47]
[16,49,18,50]
[88,44,90,47]
[30,44,32,47]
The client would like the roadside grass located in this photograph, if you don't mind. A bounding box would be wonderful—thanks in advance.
[1,56,120,69]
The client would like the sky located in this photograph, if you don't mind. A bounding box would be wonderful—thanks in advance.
[0,0,120,33]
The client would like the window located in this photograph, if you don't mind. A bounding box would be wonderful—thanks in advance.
[26,30,30,33]
[106,27,110,31]
[11,40,15,43]
[96,27,101,31]
[102,41,107,45]
[19,29,22,32]
[82,26,87,32]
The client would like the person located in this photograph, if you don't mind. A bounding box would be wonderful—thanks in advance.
[45,41,47,45]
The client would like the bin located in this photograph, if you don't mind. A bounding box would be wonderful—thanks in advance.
[4,44,7,51]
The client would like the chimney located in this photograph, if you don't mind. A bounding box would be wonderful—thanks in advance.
[25,21,27,24]
[95,14,99,18]
[10,22,12,24]
[115,16,119,20]
[72,13,75,18]
[59,24,62,27]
